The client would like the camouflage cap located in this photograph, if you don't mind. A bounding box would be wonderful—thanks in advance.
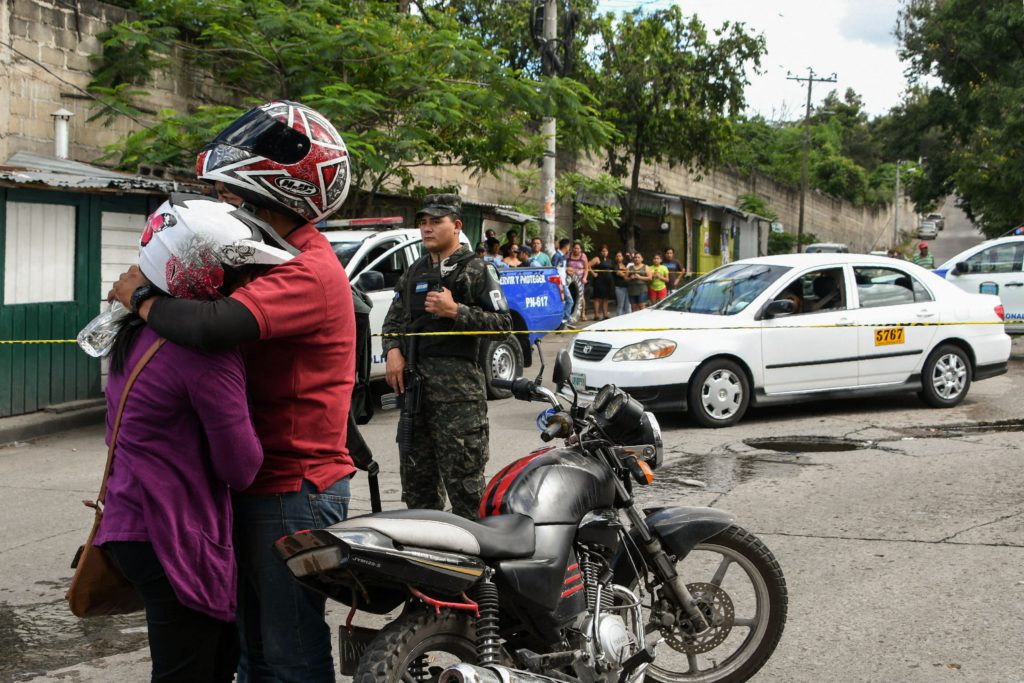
[417,193,462,219]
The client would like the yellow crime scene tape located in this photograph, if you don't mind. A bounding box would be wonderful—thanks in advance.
[1,320,1021,344]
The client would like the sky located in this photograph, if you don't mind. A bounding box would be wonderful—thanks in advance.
[596,0,909,120]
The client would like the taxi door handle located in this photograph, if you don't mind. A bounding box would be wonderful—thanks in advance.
[916,310,936,318]
[837,317,853,325]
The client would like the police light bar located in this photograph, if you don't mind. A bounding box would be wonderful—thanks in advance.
[320,216,404,229]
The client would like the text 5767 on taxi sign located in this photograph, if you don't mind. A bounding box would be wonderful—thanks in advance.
[874,327,905,346]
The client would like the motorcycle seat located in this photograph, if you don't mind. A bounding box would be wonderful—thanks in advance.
[331,509,536,560]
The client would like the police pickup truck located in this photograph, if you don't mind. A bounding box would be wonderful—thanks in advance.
[324,220,564,399]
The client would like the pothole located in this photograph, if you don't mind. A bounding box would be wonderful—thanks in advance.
[743,436,870,453]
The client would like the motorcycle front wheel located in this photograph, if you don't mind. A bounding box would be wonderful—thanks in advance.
[354,607,477,683]
[636,525,787,683]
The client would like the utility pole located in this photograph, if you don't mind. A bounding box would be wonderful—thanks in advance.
[787,67,836,253]
[539,0,557,252]
[893,160,900,249]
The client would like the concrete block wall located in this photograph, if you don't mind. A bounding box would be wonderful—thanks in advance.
[573,157,917,252]
[0,0,217,166]
[410,154,915,253]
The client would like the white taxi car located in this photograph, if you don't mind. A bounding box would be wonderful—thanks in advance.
[565,254,1010,427]
[934,236,1024,334]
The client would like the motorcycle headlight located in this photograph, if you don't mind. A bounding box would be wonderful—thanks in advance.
[612,339,677,361]
[643,411,664,469]
[593,384,618,413]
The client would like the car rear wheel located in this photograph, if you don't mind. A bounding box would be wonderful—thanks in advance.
[918,344,972,408]
[483,335,524,400]
[688,359,750,428]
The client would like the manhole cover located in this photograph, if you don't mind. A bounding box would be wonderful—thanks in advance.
[744,436,869,453]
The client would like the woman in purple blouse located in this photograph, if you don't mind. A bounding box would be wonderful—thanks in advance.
[93,196,293,682]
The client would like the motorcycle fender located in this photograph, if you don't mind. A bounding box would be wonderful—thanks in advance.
[612,507,734,585]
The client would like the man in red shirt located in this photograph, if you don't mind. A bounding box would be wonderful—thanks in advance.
[112,101,354,682]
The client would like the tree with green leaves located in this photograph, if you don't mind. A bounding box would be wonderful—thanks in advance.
[582,6,765,249]
[895,0,1024,237]
[88,0,612,217]
[727,88,897,209]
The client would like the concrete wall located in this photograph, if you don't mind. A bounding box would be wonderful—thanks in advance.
[572,158,917,253]
[0,0,214,166]
[408,154,916,253]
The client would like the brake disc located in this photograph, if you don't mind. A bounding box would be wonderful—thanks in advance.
[660,582,735,654]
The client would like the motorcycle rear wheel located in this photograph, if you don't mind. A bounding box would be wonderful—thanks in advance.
[637,525,787,683]
[354,607,477,683]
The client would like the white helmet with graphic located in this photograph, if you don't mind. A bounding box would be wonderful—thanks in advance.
[196,100,350,224]
[139,193,296,300]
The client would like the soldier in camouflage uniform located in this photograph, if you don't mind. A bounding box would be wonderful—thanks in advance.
[382,194,512,519]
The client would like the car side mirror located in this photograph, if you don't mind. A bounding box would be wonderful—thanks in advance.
[356,270,385,291]
[552,348,572,388]
[952,261,969,276]
[764,299,796,318]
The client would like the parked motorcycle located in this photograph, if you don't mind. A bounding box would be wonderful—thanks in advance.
[274,349,787,682]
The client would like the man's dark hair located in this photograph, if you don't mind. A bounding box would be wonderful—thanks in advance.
[558,238,571,249]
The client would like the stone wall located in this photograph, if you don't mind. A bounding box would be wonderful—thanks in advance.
[0,0,214,166]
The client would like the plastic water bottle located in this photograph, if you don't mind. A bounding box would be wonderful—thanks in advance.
[77,301,130,358]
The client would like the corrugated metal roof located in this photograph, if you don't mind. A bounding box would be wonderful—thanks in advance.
[0,151,181,194]
[466,200,539,225]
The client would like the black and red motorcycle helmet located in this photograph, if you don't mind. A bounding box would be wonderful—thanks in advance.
[197,101,350,224]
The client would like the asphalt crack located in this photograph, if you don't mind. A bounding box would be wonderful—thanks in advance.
[938,508,1024,543]
[759,530,1024,549]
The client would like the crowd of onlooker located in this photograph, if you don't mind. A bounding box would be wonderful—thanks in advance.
[475,229,686,325]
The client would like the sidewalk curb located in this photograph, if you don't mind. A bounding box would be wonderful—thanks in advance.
[0,404,106,445]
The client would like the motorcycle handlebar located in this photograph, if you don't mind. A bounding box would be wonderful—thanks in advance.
[492,378,561,409]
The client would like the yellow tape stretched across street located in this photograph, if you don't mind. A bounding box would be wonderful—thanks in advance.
[376,319,1024,337]
[1,320,1021,344]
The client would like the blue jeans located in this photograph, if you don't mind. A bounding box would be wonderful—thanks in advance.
[233,477,350,683]
[615,287,630,316]
[562,281,574,324]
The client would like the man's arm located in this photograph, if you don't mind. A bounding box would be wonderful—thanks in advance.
[148,297,260,350]
[382,273,409,394]
[451,262,511,334]
[109,266,260,351]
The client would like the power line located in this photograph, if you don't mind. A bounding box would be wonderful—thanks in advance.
[786,67,837,252]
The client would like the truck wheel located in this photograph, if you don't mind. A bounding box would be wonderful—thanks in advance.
[483,335,524,400]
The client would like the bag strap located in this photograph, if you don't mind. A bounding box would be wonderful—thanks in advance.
[93,337,166,507]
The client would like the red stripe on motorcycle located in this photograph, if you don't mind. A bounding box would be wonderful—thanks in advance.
[489,452,543,516]
[479,460,517,518]
[564,573,582,585]
[561,584,585,599]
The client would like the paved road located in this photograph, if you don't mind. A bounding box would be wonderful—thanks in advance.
[3,337,1023,682]
[911,198,986,266]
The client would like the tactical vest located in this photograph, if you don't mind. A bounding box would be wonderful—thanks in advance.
[404,251,480,362]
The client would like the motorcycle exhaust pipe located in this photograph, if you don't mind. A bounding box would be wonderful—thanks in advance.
[439,663,566,683]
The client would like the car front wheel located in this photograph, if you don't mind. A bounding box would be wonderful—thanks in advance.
[919,344,972,408]
[688,359,750,428]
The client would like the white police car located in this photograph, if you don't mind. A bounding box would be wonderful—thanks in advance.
[565,254,1011,427]
[933,235,1024,334]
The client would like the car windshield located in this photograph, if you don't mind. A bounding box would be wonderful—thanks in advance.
[331,241,363,267]
[656,263,790,315]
